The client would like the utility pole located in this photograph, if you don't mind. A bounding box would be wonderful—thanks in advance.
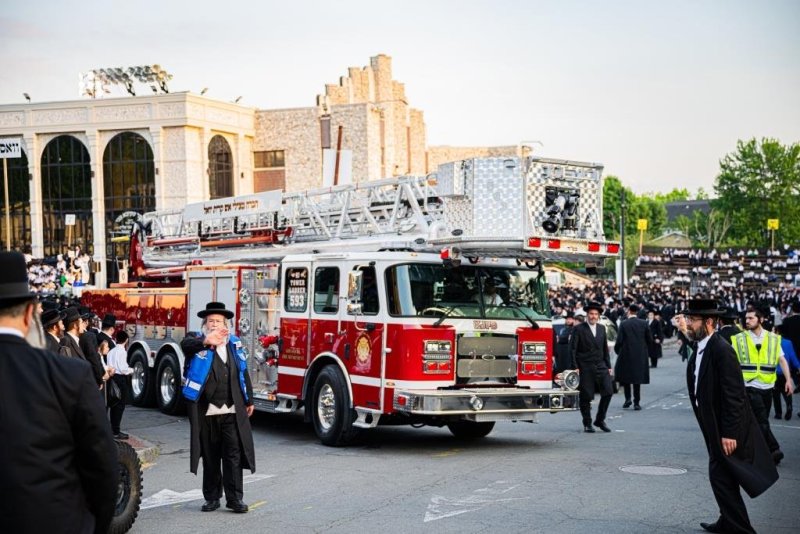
[619,189,626,301]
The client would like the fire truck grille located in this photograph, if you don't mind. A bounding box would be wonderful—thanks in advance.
[456,334,517,378]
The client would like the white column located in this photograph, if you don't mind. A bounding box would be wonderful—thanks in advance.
[25,134,44,257]
[86,130,107,288]
[202,128,210,200]
[149,126,164,209]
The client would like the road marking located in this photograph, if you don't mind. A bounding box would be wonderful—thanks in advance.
[141,474,274,510]
[249,500,267,510]
[424,481,529,523]
[772,424,800,430]
[432,448,462,458]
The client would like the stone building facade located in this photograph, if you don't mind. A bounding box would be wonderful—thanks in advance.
[255,54,427,192]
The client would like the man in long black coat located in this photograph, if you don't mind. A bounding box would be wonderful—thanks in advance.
[181,302,256,514]
[554,311,575,373]
[683,299,778,534]
[0,251,118,534]
[570,301,614,433]
[614,304,653,410]
[647,308,664,367]
[780,301,800,356]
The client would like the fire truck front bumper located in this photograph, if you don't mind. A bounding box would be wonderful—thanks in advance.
[392,387,579,421]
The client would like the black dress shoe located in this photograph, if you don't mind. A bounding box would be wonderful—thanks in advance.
[113,432,129,440]
[700,521,722,533]
[772,450,784,465]
[583,425,596,433]
[594,421,611,433]
[634,404,642,411]
[201,500,220,512]
[622,401,632,409]
[785,411,792,421]
[226,500,249,513]
[774,413,782,420]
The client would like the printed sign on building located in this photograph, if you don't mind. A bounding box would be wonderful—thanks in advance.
[0,138,22,159]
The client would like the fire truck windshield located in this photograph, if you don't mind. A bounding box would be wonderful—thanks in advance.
[385,263,549,320]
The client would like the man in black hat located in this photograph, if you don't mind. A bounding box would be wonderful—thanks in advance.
[684,298,778,533]
[570,300,614,433]
[614,304,654,410]
[647,307,664,367]
[554,311,575,373]
[41,308,65,353]
[79,308,109,388]
[0,251,118,533]
[718,306,741,345]
[97,313,117,350]
[59,307,86,359]
[180,301,256,514]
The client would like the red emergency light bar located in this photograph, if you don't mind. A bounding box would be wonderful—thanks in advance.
[607,243,620,254]
[588,242,600,252]
[547,239,561,249]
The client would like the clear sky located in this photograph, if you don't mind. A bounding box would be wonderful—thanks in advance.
[1,0,798,194]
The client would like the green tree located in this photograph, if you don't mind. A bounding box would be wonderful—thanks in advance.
[653,188,691,203]
[713,138,800,246]
[602,175,628,240]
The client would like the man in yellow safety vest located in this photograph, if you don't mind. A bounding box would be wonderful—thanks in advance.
[732,308,794,465]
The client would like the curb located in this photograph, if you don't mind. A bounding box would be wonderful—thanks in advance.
[122,435,160,465]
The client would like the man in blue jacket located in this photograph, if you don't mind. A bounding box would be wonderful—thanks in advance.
[181,302,256,514]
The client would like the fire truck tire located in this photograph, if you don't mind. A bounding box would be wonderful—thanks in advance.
[311,366,360,447]
[446,421,495,439]
[129,349,155,407]
[156,352,185,415]
[109,439,142,534]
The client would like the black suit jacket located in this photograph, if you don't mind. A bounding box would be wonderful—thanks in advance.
[80,331,106,387]
[59,332,85,359]
[781,314,800,355]
[0,333,118,533]
[570,321,611,369]
[686,333,778,498]
[614,317,653,384]
[45,332,61,354]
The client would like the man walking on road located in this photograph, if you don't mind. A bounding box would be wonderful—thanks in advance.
[570,300,614,433]
[181,302,256,514]
[0,251,118,534]
[731,308,794,465]
[683,299,778,534]
[614,304,654,410]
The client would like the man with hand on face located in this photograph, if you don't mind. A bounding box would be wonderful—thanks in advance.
[684,299,778,534]
[181,302,256,514]
[570,300,614,433]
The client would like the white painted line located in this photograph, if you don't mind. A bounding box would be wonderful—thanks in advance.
[772,424,800,430]
[141,474,275,510]
[423,481,529,523]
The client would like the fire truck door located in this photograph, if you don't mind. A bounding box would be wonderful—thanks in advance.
[309,263,345,361]
[187,269,239,334]
[342,264,383,410]
[278,262,312,398]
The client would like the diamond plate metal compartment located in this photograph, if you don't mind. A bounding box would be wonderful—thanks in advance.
[524,158,605,240]
[438,157,525,240]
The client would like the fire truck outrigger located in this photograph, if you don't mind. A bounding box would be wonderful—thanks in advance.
[82,156,620,445]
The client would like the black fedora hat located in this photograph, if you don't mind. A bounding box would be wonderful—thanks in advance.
[584,300,604,313]
[79,306,95,320]
[62,307,81,328]
[41,309,65,328]
[101,313,117,329]
[720,306,740,320]
[0,251,36,307]
[197,301,234,319]
[685,298,723,317]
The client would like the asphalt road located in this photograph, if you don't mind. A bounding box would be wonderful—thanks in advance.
[124,344,800,533]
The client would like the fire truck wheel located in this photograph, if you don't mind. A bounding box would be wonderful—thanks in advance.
[156,352,185,415]
[129,348,155,407]
[109,439,142,534]
[311,366,360,446]
[446,421,495,439]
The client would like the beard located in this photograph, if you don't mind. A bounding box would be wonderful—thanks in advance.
[26,311,47,349]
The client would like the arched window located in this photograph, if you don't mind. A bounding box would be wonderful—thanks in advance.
[103,132,155,281]
[40,136,93,257]
[208,135,233,199]
[0,149,31,251]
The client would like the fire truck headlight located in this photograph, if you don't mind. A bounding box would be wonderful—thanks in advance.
[424,340,451,354]
[562,370,580,391]
[469,396,484,411]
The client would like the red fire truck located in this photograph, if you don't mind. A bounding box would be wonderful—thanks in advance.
[82,156,619,445]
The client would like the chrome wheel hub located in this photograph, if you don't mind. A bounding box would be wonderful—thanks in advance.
[317,384,336,431]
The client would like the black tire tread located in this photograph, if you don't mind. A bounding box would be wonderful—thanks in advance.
[108,440,142,534]
[446,421,495,439]
[312,366,360,447]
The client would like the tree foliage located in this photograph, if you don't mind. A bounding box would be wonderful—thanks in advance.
[713,138,800,246]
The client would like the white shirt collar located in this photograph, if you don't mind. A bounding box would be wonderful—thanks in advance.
[0,326,25,338]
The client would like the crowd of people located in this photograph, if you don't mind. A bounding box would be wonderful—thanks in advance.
[23,245,94,295]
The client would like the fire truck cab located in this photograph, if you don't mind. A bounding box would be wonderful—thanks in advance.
[82,155,618,445]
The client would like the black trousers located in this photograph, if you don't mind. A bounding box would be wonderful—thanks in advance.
[108,375,128,434]
[578,363,613,425]
[622,383,641,404]
[746,387,780,453]
[708,456,755,534]
[200,413,244,503]
[771,375,792,416]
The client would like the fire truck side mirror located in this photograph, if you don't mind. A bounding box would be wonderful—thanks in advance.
[347,270,363,313]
